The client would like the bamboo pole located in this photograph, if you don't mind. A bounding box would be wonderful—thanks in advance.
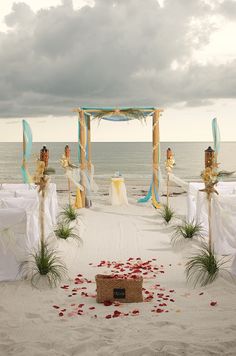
[87,115,92,174]
[208,195,212,251]
[65,145,71,205]
[79,110,86,207]
[166,173,169,207]
[40,189,45,245]
[152,110,160,206]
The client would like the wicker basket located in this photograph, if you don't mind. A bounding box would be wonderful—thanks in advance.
[95,274,143,303]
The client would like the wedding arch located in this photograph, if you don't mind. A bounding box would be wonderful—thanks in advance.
[73,107,163,208]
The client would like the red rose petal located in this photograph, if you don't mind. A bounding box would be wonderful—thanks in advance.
[210,301,217,306]
[105,314,112,319]
[53,305,60,309]
[103,301,113,306]
[113,310,122,318]
[89,307,95,310]
[59,312,64,317]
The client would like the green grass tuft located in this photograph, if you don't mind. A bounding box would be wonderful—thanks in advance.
[59,204,78,224]
[160,204,175,224]
[185,243,228,287]
[54,223,81,243]
[172,220,204,246]
[20,241,67,288]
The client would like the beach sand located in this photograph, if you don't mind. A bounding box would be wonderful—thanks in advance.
[0,189,236,356]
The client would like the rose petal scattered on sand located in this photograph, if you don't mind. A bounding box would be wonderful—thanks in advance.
[103,301,112,306]
[210,301,217,306]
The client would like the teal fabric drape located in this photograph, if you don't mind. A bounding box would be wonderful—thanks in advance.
[21,120,32,183]
[212,118,220,155]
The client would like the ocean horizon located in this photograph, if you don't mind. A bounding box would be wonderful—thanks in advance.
[1,141,236,189]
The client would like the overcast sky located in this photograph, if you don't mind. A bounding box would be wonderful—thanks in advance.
[0,0,236,142]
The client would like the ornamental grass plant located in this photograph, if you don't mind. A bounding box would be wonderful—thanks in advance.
[171,220,204,247]
[159,204,175,224]
[59,204,79,224]
[20,241,67,288]
[185,243,229,287]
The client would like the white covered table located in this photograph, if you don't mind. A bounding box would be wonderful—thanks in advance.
[109,177,128,206]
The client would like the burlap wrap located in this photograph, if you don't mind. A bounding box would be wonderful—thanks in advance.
[95,274,143,303]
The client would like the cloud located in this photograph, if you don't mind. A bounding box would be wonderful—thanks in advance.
[219,0,236,19]
[0,0,235,117]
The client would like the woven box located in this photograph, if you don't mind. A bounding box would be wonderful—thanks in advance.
[95,274,143,303]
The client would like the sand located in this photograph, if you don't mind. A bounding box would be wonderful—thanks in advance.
[1,191,236,356]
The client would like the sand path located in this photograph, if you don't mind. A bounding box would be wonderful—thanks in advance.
[1,198,236,355]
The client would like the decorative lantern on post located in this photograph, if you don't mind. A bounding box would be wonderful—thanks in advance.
[205,146,215,168]
[201,146,218,250]
[65,144,71,161]
[40,145,49,170]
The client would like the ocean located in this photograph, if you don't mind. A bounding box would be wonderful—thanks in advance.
[0,142,236,192]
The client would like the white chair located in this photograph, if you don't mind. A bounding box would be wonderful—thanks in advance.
[46,183,58,225]
[109,177,128,206]
[0,191,15,198]
[187,182,236,224]
[211,194,236,255]
[0,208,32,281]
[1,183,36,191]
[187,182,204,222]
[15,190,38,199]
[0,198,40,247]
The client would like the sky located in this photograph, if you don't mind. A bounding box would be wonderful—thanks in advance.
[0,0,236,142]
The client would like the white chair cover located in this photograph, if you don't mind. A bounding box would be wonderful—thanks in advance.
[187,182,204,222]
[15,190,38,199]
[0,198,40,247]
[0,208,31,281]
[109,177,128,206]
[46,183,58,225]
[187,182,236,223]
[1,183,35,191]
[211,194,236,255]
[0,191,15,198]
[1,183,58,226]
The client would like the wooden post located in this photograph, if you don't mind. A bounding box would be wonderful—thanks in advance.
[152,109,160,207]
[166,172,170,207]
[65,145,71,205]
[79,110,86,207]
[87,115,92,175]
